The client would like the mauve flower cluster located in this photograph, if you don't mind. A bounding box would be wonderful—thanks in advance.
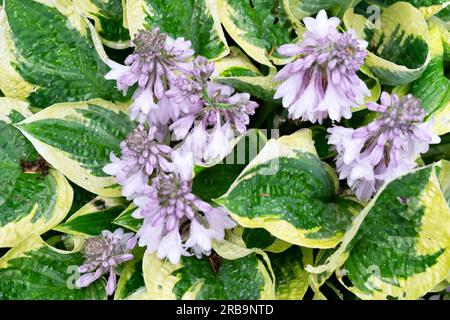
[131,152,235,264]
[105,28,194,123]
[103,125,172,199]
[164,56,258,163]
[100,28,241,269]
[274,10,370,123]
[328,93,440,200]
[76,229,134,296]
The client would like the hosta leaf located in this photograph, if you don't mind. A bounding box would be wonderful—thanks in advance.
[213,46,279,102]
[54,196,128,236]
[143,245,274,299]
[310,126,336,160]
[308,248,338,298]
[216,129,361,248]
[74,0,131,49]
[344,2,431,85]
[431,16,450,61]
[0,99,73,247]
[284,0,361,19]
[411,20,450,135]
[192,163,246,203]
[126,0,229,60]
[123,287,151,300]
[242,228,292,253]
[356,66,382,110]
[214,226,292,254]
[113,204,140,232]
[0,0,125,108]
[0,235,107,299]
[431,105,450,136]
[269,246,312,299]
[308,161,450,300]
[15,99,135,197]
[114,249,145,300]
[217,0,302,67]
[377,1,450,18]
[411,58,449,117]
[0,97,32,123]
[68,183,96,217]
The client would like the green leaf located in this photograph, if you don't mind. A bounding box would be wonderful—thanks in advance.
[217,0,302,67]
[54,196,128,236]
[243,228,281,249]
[308,248,339,298]
[0,0,126,108]
[284,0,361,19]
[377,1,450,18]
[214,47,279,102]
[308,161,450,300]
[126,0,229,60]
[15,99,135,197]
[241,228,292,253]
[143,249,274,299]
[269,245,312,299]
[67,183,96,217]
[0,99,36,164]
[0,235,107,299]
[0,99,73,247]
[344,2,431,85]
[192,163,246,203]
[113,204,140,232]
[310,126,336,160]
[114,248,146,300]
[411,20,449,129]
[413,58,449,114]
[74,0,131,49]
[216,129,361,248]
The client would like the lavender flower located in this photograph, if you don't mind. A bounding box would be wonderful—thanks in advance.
[168,57,258,164]
[105,28,194,122]
[103,125,172,199]
[132,151,236,264]
[274,10,370,123]
[328,92,440,200]
[75,229,134,296]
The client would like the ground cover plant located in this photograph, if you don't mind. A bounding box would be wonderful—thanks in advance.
[0,0,449,300]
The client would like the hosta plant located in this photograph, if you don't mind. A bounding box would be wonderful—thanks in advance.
[0,0,449,301]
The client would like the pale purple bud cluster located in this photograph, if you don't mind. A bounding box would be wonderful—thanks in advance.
[274,10,370,123]
[103,126,172,199]
[132,152,236,264]
[328,92,440,200]
[105,28,194,123]
[102,28,243,266]
[75,229,134,296]
[168,58,258,164]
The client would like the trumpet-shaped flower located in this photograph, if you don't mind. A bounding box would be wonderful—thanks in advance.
[274,10,370,123]
[103,126,172,199]
[168,57,258,164]
[75,229,134,296]
[328,93,440,200]
[132,151,235,264]
[105,28,194,122]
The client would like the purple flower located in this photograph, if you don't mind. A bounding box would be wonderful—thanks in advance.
[105,28,194,123]
[103,125,172,199]
[132,151,235,264]
[167,58,258,164]
[328,92,440,200]
[75,229,134,296]
[274,10,370,123]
